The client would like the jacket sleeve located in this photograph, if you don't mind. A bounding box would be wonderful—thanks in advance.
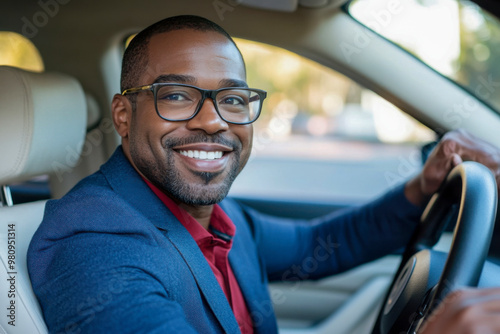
[240,183,424,281]
[28,191,207,334]
[30,230,201,334]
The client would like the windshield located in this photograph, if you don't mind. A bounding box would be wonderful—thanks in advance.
[348,0,500,113]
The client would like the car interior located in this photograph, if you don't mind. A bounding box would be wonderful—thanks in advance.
[0,0,499,333]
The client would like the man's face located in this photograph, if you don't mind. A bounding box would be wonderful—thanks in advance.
[123,29,252,206]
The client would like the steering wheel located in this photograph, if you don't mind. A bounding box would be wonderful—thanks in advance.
[371,161,498,334]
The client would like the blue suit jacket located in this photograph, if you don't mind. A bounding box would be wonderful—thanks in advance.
[28,147,422,333]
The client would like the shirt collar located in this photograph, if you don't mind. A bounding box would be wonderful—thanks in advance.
[141,177,236,245]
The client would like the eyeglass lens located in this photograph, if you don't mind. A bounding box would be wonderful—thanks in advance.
[155,85,261,123]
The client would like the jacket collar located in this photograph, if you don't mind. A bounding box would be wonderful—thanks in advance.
[100,147,241,333]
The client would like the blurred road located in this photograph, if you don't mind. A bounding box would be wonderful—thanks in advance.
[229,136,424,203]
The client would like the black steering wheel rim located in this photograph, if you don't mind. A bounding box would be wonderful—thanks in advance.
[372,161,498,334]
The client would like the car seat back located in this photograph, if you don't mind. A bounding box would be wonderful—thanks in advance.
[0,66,87,333]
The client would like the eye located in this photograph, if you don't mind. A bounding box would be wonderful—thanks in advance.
[219,95,247,106]
[158,92,190,101]
[156,85,199,103]
[223,97,243,105]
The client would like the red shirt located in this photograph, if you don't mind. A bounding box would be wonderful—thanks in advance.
[143,179,254,333]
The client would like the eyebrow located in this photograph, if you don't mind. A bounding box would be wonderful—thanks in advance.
[153,74,196,84]
[151,75,248,89]
[219,79,248,88]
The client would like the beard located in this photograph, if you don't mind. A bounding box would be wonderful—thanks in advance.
[130,132,243,206]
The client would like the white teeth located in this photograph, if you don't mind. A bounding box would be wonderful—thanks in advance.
[179,150,224,160]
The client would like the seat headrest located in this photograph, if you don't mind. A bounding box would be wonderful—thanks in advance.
[0,66,87,184]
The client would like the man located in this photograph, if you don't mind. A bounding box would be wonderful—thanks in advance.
[28,15,500,333]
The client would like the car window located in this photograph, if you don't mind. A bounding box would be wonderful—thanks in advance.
[348,0,500,114]
[229,39,437,202]
[0,31,44,71]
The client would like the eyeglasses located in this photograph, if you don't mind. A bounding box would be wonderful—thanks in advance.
[122,83,267,125]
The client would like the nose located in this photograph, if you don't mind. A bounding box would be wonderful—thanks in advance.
[186,98,229,134]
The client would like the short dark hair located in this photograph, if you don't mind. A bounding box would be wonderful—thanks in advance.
[120,15,244,93]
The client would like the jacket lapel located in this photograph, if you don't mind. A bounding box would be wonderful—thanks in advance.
[101,147,240,334]
[222,200,279,334]
[163,222,241,334]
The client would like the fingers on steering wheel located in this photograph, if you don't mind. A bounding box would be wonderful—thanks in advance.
[451,153,462,167]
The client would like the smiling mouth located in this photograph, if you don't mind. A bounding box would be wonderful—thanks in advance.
[178,150,224,160]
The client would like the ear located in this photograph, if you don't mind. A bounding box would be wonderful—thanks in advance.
[112,94,132,139]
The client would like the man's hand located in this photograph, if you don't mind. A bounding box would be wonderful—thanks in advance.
[403,130,500,332]
[405,129,500,206]
[419,288,500,334]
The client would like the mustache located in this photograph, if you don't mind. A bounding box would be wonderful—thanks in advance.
[163,132,241,151]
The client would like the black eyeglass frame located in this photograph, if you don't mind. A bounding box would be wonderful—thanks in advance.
[121,83,267,125]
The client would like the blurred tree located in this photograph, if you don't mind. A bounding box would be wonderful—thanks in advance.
[456,2,500,111]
